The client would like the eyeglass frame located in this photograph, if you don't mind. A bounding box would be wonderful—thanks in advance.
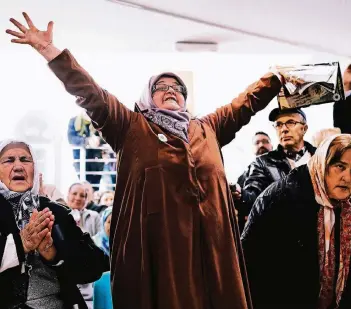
[272,119,306,130]
[151,84,187,97]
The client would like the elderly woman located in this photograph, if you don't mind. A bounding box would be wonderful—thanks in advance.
[67,183,101,236]
[0,140,104,308]
[241,134,351,309]
[6,13,282,309]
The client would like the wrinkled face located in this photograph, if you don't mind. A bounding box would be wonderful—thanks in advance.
[100,192,114,206]
[104,214,112,237]
[68,184,87,210]
[253,134,273,156]
[326,149,351,201]
[152,77,186,111]
[0,143,34,192]
[274,113,307,150]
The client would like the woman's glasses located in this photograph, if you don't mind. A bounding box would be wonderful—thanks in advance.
[151,84,186,96]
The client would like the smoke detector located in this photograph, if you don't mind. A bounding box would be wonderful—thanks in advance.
[175,41,218,52]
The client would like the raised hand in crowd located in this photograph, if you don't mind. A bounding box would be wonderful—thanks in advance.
[6,12,61,61]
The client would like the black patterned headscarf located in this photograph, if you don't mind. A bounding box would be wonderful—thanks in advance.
[0,139,40,229]
[137,72,191,142]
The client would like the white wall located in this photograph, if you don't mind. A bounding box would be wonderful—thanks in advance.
[1,47,350,192]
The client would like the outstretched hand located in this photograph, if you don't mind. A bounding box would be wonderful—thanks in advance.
[6,12,53,52]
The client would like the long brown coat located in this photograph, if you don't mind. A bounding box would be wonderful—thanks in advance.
[49,50,281,309]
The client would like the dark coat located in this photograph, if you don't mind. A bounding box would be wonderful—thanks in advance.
[48,49,282,309]
[241,165,351,309]
[334,95,351,134]
[239,141,316,217]
[0,195,105,308]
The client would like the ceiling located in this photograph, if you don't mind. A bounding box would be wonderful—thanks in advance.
[1,0,349,56]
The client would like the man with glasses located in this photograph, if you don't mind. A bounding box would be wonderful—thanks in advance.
[237,108,316,219]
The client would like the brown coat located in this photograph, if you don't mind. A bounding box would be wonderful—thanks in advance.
[49,50,281,309]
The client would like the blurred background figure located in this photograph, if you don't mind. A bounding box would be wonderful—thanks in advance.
[93,207,113,309]
[99,191,114,207]
[312,128,342,147]
[67,111,105,191]
[67,183,101,236]
[83,181,108,214]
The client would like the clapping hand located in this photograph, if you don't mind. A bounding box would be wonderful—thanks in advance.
[20,207,57,261]
[20,208,54,253]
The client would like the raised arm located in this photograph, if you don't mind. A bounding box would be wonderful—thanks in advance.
[202,73,281,147]
[6,12,135,152]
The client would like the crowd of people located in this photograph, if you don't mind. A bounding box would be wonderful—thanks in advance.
[1,11,351,309]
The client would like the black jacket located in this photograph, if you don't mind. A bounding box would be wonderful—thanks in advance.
[241,165,351,309]
[238,141,316,217]
[334,95,351,134]
[0,195,105,308]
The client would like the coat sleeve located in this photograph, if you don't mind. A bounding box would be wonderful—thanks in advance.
[333,96,351,134]
[49,203,105,284]
[201,73,281,147]
[240,158,272,216]
[48,49,137,153]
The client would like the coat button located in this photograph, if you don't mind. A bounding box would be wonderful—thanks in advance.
[158,134,167,143]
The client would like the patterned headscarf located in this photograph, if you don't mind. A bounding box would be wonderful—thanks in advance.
[93,207,113,255]
[136,72,191,142]
[0,139,40,229]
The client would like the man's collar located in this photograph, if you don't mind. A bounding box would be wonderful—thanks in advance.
[277,141,316,157]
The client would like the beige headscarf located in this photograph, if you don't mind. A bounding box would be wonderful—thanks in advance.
[308,133,351,305]
[307,134,346,251]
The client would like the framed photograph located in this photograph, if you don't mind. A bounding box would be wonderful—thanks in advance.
[277,62,345,110]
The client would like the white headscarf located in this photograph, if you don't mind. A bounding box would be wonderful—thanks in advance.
[0,139,40,229]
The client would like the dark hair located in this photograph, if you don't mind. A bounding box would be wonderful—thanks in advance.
[254,131,270,138]
[68,182,88,198]
[253,132,271,144]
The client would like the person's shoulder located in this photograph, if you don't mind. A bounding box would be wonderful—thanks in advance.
[39,196,70,216]
[250,149,280,167]
[260,164,310,202]
[84,208,100,218]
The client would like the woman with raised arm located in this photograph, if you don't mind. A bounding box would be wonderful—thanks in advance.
[6,12,282,309]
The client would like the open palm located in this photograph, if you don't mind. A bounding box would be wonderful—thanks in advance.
[6,12,53,51]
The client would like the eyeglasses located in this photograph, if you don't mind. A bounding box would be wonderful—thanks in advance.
[273,120,305,129]
[151,84,186,95]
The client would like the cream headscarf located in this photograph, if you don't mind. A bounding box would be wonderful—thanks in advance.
[307,134,349,251]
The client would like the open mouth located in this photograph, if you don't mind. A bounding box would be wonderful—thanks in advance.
[12,175,25,181]
[164,97,177,103]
